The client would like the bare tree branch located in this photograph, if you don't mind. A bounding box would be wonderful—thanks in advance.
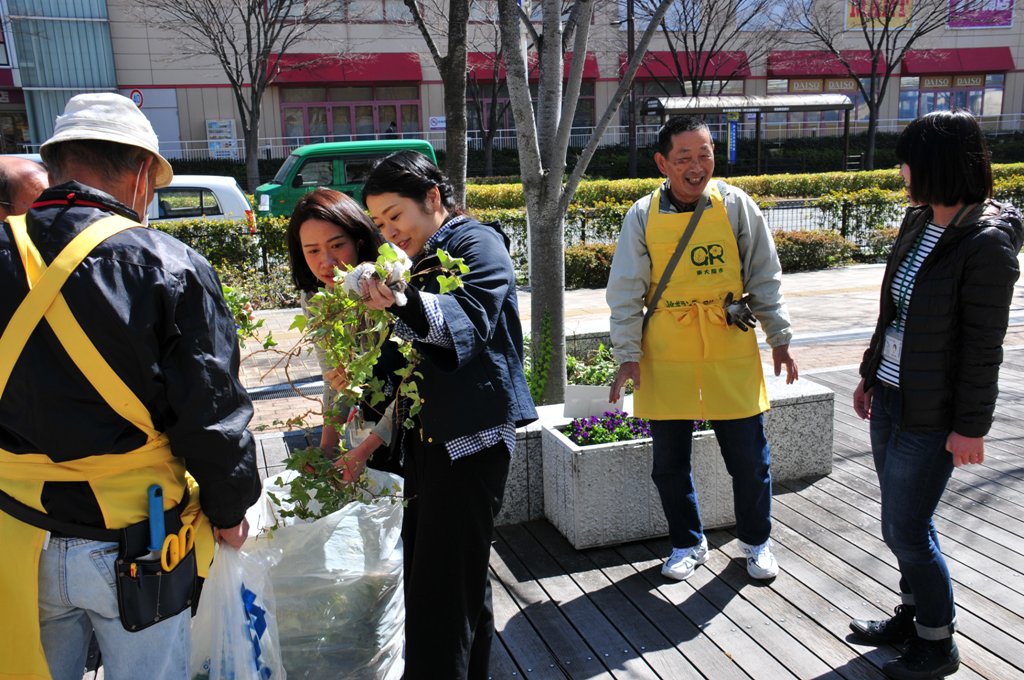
[561,0,673,215]
[133,0,339,190]
[794,0,989,167]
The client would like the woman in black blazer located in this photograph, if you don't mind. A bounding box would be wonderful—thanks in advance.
[351,151,536,679]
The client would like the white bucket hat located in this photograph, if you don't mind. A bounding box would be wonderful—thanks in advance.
[40,92,174,188]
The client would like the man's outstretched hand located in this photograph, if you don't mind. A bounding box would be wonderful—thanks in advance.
[609,362,640,403]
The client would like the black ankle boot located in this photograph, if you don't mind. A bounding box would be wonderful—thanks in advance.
[883,636,960,679]
[850,605,916,644]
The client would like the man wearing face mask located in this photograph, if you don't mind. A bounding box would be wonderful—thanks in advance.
[0,93,259,678]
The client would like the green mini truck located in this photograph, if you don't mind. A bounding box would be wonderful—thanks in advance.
[255,139,437,216]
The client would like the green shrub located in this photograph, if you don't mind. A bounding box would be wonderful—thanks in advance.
[564,243,616,289]
[814,188,904,243]
[773,230,855,272]
[566,343,618,386]
[859,227,900,263]
[215,261,299,310]
[154,217,260,267]
[994,174,1024,208]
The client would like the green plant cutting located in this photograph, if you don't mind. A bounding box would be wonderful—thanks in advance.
[272,243,467,519]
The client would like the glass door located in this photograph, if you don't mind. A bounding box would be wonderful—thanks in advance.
[332,107,352,141]
[355,106,375,138]
[378,104,398,137]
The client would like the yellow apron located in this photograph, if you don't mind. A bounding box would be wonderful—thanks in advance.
[0,215,214,680]
[635,186,770,421]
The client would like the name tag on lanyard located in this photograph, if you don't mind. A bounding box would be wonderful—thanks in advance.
[882,327,904,363]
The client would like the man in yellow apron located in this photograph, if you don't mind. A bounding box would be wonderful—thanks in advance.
[607,116,798,583]
[0,93,260,680]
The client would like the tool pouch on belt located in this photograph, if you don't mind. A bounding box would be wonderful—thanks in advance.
[0,486,197,632]
[114,545,196,632]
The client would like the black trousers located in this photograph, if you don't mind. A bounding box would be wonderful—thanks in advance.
[402,434,510,680]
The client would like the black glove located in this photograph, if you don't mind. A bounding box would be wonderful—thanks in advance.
[723,291,757,332]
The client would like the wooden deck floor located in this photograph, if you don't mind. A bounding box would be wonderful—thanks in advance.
[488,350,1024,679]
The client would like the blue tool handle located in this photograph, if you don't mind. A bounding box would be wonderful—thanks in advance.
[147,485,165,552]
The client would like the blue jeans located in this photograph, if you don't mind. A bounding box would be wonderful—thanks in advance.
[651,414,772,549]
[870,385,957,639]
[38,537,190,680]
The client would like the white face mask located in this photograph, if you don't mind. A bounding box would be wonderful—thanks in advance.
[131,161,149,226]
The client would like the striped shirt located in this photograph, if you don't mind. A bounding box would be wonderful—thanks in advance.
[394,215,518,460]
[876,223,945,387]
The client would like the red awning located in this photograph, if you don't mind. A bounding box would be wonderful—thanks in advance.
[621,51,751,80]
[268,53,422,84]
[901,47,1014,75]
[768,50,885,77]
[467,52,599,82]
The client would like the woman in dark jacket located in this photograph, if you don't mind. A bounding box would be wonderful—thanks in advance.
[349,151,537,679]
[849,110,1022,680]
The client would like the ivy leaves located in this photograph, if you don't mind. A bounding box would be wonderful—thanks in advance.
[293,243,467,429]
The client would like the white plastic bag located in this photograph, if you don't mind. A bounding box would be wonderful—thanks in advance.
[244,469,404,680]
[191,545,285,680]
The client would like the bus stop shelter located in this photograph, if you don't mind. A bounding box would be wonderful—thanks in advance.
[642,94,854,174]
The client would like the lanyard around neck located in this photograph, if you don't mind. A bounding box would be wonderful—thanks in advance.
[893,203,973,330]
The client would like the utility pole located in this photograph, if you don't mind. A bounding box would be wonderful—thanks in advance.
[627,0,637,178]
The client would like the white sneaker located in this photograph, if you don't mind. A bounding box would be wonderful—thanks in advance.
[661,535,709,580]
[738,538,779,580]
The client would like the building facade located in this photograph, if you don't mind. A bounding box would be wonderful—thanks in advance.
[0,0,1021,156]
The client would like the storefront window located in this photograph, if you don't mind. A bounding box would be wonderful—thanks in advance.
[468,81,596,130]
[901,73,1001,118]
[898,90,919,119]
[280,86,421,140]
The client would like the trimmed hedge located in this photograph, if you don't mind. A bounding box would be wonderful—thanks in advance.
[774,231,856,272]
[466,162,1024,210]
[565,243,616,289]
[859,227,901,263]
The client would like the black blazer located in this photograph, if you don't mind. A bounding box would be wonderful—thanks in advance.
[392,218,538,444]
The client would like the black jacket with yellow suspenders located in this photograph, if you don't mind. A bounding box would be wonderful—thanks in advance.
[0,186,260,679]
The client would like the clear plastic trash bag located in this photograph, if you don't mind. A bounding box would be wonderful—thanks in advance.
[243,468,404,680]
[191,544,285,680]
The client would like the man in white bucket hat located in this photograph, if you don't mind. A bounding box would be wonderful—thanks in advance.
[0,93,259,678]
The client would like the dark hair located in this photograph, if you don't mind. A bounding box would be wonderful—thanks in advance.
[286,188,384,293]
[657,116,712,157]
[362,150,464,216]
[895,109,992,207]
[41,139,152,185]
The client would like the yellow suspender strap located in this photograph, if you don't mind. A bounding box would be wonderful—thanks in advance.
[0,215,162,440]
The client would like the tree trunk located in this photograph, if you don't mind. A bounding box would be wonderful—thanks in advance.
[530,204,567,405]
[865,108,878,170]
[443,76,468,205]
[483,134,494,177]
[244,122,261,191]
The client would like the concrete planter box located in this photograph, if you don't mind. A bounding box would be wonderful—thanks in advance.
[540,374,834,549]
[542,426,733,549]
